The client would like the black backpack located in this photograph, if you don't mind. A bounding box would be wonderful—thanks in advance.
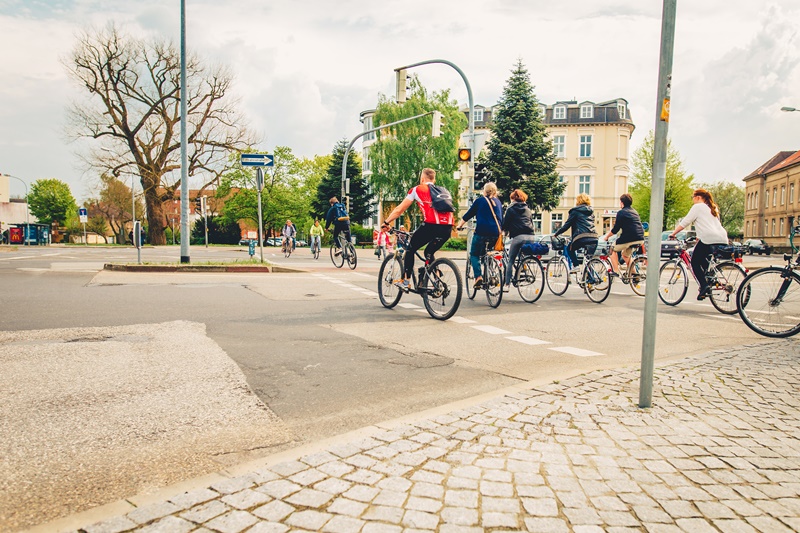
[428,184,455,213]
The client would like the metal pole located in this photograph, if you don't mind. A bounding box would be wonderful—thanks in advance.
[131,175,135,245]
[203,198,208,248]
[257,168,264,263]
[640,0,677,409]
[179,0,190,263]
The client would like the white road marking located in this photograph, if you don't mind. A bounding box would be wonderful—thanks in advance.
[2,252,62,261]
[471,325,511,335]
[549,346,604,357]
[350,272,372,278]
[448,317,476,324]
[700,314,741,321]
[506,335,551,346]
[398,303,422,309]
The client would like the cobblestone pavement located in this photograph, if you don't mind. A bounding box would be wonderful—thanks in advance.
[71,340,800,533]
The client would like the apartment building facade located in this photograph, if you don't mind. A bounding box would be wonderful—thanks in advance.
[743,149,800,250]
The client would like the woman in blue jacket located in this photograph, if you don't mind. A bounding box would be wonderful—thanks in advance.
[456,182,503,288]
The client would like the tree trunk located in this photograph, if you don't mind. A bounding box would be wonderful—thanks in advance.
[144,183,167,245]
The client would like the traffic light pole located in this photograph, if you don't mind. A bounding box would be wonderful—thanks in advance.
[341,111,434,212]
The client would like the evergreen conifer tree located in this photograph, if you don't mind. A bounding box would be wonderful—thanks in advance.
[313,140,373,224]
[484,60,563,209]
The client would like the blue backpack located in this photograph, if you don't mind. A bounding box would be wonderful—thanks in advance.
[334,202,349,221]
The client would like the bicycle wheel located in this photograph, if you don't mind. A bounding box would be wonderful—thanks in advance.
[330,243,344,268]
[546,256,570,296]
[421,258,462,320]
[285,243,292,258]
[628,256,647,297]
[584,257,612,303]
[378,256,404,309]
[464,259,477,300]
[516,256,545,303]
[313,244,320,260]
[346,243,357,270]
[708,261,746,315]
[484,255,503,308]
[737,267,800,337]
[658,260,688,306]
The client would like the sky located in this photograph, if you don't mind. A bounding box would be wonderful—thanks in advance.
[1,0,799,202]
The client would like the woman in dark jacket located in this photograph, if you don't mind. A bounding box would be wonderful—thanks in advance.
[553,193,598,271]
[456,182,503,288]
[502,189,536,290]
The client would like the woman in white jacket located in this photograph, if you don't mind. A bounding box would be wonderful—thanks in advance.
[670,189,729,300]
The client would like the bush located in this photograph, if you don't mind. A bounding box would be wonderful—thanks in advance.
[350,223,374,244]
[442,237,467,251]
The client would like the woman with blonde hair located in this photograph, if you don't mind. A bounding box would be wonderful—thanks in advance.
[670,188,728,300]
[502,189,536,291]
[456,182,503,288]
[553,193,598,271]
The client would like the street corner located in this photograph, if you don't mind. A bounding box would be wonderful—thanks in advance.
[0,320,294,532]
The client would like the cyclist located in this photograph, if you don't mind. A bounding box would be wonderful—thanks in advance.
[601,193,645,278]
[501,188,536,292]
[382,168,454,291]
[281,219,296,251]
[309,219,324,255]
[325,197,351,258]
[670,188,728,300]
[552,193,598,273]
[455,182,503,289]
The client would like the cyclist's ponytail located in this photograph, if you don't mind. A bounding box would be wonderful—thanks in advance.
[693,189,718,218]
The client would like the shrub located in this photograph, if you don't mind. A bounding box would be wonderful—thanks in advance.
[442,237,467,251]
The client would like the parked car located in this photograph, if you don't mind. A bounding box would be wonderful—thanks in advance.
[238,238,254,246]
[265,237,282,246]
[743,239,772,255]
[661,230,696,258]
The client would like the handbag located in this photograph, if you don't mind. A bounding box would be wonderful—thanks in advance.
[486,197,504,251]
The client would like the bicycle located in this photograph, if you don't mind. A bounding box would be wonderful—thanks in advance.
[378,228,463,320]
[282,237,293,258]
[330,234,357,270]
[464,236,504,308]
[657,240,747,314]
[736,226,800,337]
[310,239,321,260]
[509,241,546,303]
[545,236,613,303]
[616,243,648,297]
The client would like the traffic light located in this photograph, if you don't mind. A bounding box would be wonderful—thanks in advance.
[474,162,489,189]
[194,197,202,215]
[395,68,409,104]
[432,111,444,138]
[457,148,471,163]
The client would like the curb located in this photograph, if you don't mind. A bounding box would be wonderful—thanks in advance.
[102,264,305,274]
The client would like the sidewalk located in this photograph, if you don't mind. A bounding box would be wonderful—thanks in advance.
[50,340,800,533]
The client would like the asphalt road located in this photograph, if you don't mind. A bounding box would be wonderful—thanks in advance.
[0,244,775,529]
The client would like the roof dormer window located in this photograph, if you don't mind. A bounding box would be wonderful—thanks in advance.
[617,102,627,119]
[554,105,566,120]
[580,104,593,119]
[539,105,546,119]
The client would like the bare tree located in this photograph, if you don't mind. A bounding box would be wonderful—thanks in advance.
[65,24,257,244]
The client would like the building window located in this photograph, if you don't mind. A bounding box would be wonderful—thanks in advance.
[773,187,778,207]
[539,105,547,119]
[532,213,542,234]
[579,175,591,195]
[791,183,795,203]
[782,185,786,205]
[746,221,750,237]
[363,116,375,141]
[551,213,563,233]
[618,102,626,118]
[473,108,484,122]
[579,135,592,158]
[580,104,593,118]
[780,218,785,236]
[554,105,566,119]
[362,148,371,172]
[553,135,565,158]
[559,176,567,199]
[772,219,776,236]
[755,192,758,208]
[765,190,769,208]
[618,134,629,159]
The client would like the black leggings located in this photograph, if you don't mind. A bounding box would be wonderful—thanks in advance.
[404,223,452,278]
[691,240,714,293]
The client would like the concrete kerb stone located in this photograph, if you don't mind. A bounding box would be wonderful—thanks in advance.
[102,264,305,274]
[26,341,800,531]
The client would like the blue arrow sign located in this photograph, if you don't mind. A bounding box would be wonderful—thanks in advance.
[240,153,274,167]
[78,208,88,216]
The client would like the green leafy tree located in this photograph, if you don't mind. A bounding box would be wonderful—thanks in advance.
[484,60,563,208]
[369,76,466,220]
[191,215,241,244]
[86,216,110,243]
[313,140,373,224]
[629,131,695,228]
[28,179,78,225]
[700,181,745,237]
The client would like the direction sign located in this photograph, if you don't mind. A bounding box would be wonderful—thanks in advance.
[78,207,88,224]
[240,153,274,167]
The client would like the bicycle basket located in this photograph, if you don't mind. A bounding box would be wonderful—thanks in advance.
[521,242,549,256]
[550,237,565,251]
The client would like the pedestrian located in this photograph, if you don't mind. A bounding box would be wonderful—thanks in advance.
[501,189,536,291]
[375,225,390,261]
[455,182,503,289]
[670,188,728,300]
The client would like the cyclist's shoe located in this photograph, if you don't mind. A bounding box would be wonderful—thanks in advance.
[502,284,511,293]
[334,248,342,256]
[569,266,581,274]
[393,278,410,292]
[609,271,620,278]
[697,287,712,301]
[474,277,484,290]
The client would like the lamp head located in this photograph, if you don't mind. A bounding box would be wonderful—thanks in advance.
[781,106,797,112]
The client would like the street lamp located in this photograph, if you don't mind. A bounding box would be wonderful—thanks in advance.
[0,173,30,246]
[781,106,798,112]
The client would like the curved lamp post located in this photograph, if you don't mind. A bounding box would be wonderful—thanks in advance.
[781,106,798,112]
[0,173,30,245]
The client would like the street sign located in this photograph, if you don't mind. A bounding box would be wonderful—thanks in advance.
[79,207,88,224]
[240,153,274,167]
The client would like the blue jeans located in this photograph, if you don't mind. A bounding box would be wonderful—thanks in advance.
[505,235,536,285]
[470,234,496,278]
